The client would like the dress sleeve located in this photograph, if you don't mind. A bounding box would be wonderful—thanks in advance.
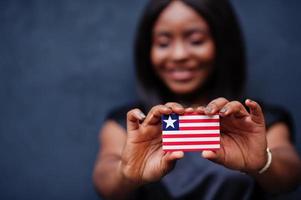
[105,102,145,130]
[261,102,295,142]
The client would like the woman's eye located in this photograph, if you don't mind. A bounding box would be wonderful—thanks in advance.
[188,33,206,46]
[153,36,170,48]
[157,42,169,48]
[190,39,204,46]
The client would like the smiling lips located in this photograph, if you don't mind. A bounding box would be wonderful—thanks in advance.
[163,68,198,82]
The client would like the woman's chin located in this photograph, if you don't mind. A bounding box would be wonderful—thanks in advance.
[167,84,201,96]
[163,76,207,97]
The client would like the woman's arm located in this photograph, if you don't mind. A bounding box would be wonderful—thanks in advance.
[199,98,301,193]
[93,104,185,200]
[252,122,301,193]
[93,120,139,199]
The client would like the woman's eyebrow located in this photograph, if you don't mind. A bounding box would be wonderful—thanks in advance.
[184,28,208,36]
[153,30,172,37]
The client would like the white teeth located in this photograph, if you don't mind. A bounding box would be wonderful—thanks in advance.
[169,69,193,80]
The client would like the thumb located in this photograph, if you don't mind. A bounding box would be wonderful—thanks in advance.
[126,108,146,132]
[161,151,184,174]
[202,149,225,165]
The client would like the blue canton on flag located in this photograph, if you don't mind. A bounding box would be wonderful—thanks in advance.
[162,113,179,131]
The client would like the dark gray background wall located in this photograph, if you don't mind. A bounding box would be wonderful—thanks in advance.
[0,0,300,199]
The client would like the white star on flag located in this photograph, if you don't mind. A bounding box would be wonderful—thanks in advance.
[163,115,177,128]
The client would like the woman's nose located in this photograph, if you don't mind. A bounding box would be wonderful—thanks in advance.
[170,41,189,62]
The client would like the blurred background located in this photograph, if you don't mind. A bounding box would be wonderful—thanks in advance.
[0,0,300,199]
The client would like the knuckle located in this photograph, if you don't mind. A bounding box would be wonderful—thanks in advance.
[165,102,176,106]
[127,110,134,118]
[149,105,163,115]
[209,97,228,108]
[233,100,241,104]
[127,108,142,119]
[209,101,218,108]
[217,97,228,102]
[149,105,160,113]
[232,101,241,107]
[165,102,181,109]
[154,104,164,110]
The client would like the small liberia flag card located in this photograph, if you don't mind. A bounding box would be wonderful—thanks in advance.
[161,113,220,152]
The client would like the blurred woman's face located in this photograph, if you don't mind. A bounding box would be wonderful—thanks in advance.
[151,1,215,95]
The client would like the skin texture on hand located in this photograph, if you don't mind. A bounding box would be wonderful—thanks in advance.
[120,103,185,185]
[94,99,301,198]
[197,98,268,173]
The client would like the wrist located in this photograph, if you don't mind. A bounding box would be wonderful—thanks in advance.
[258,148,272,174]
[247,147,272,176]
[117,160,143,189]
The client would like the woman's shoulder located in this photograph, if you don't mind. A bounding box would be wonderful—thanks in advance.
[260,101,293,128]
[258,100,294,139]
[105,102,145,129]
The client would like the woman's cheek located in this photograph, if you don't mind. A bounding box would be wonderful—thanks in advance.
[151,47,169,67]
[198,42,215,62]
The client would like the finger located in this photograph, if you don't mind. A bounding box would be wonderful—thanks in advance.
[196,106,206,114]
[143,105,172,126]
[165,102,185,114]
[219,101,248,118]
[202,149,224,165]
[205,97,229,115]
[202,150,218,159]
[127,108,146,131]
[164,151,184,161]
[162,151,184,173]
[245,99,265,124]
[185,107,194,113]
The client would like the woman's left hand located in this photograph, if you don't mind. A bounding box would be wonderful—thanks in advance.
[197,97,268,174]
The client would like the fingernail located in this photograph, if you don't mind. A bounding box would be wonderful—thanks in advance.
[206,106,212,113]
[176,105,182,109]
[220,107,227,113]
[139,112,146,119]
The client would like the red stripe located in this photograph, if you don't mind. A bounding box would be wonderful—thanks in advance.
[162,134,220,138]
[163,148,219,152]
[179,126,219,130]
[162,141,220,145]
[179,119,219,123]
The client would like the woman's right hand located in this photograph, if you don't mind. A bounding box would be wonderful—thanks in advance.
[119,103,185,186]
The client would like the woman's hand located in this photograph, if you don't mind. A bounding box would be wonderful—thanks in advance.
[197,98,268,174]
[120,103,185,185]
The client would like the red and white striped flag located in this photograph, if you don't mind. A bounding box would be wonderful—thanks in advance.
[161,113,220,152]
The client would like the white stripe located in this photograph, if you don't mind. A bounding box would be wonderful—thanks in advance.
[179,115,219,120]
[162,137,220,142]
[163,144,220,150]
[179,122,219,127]
[162,130,220,134]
